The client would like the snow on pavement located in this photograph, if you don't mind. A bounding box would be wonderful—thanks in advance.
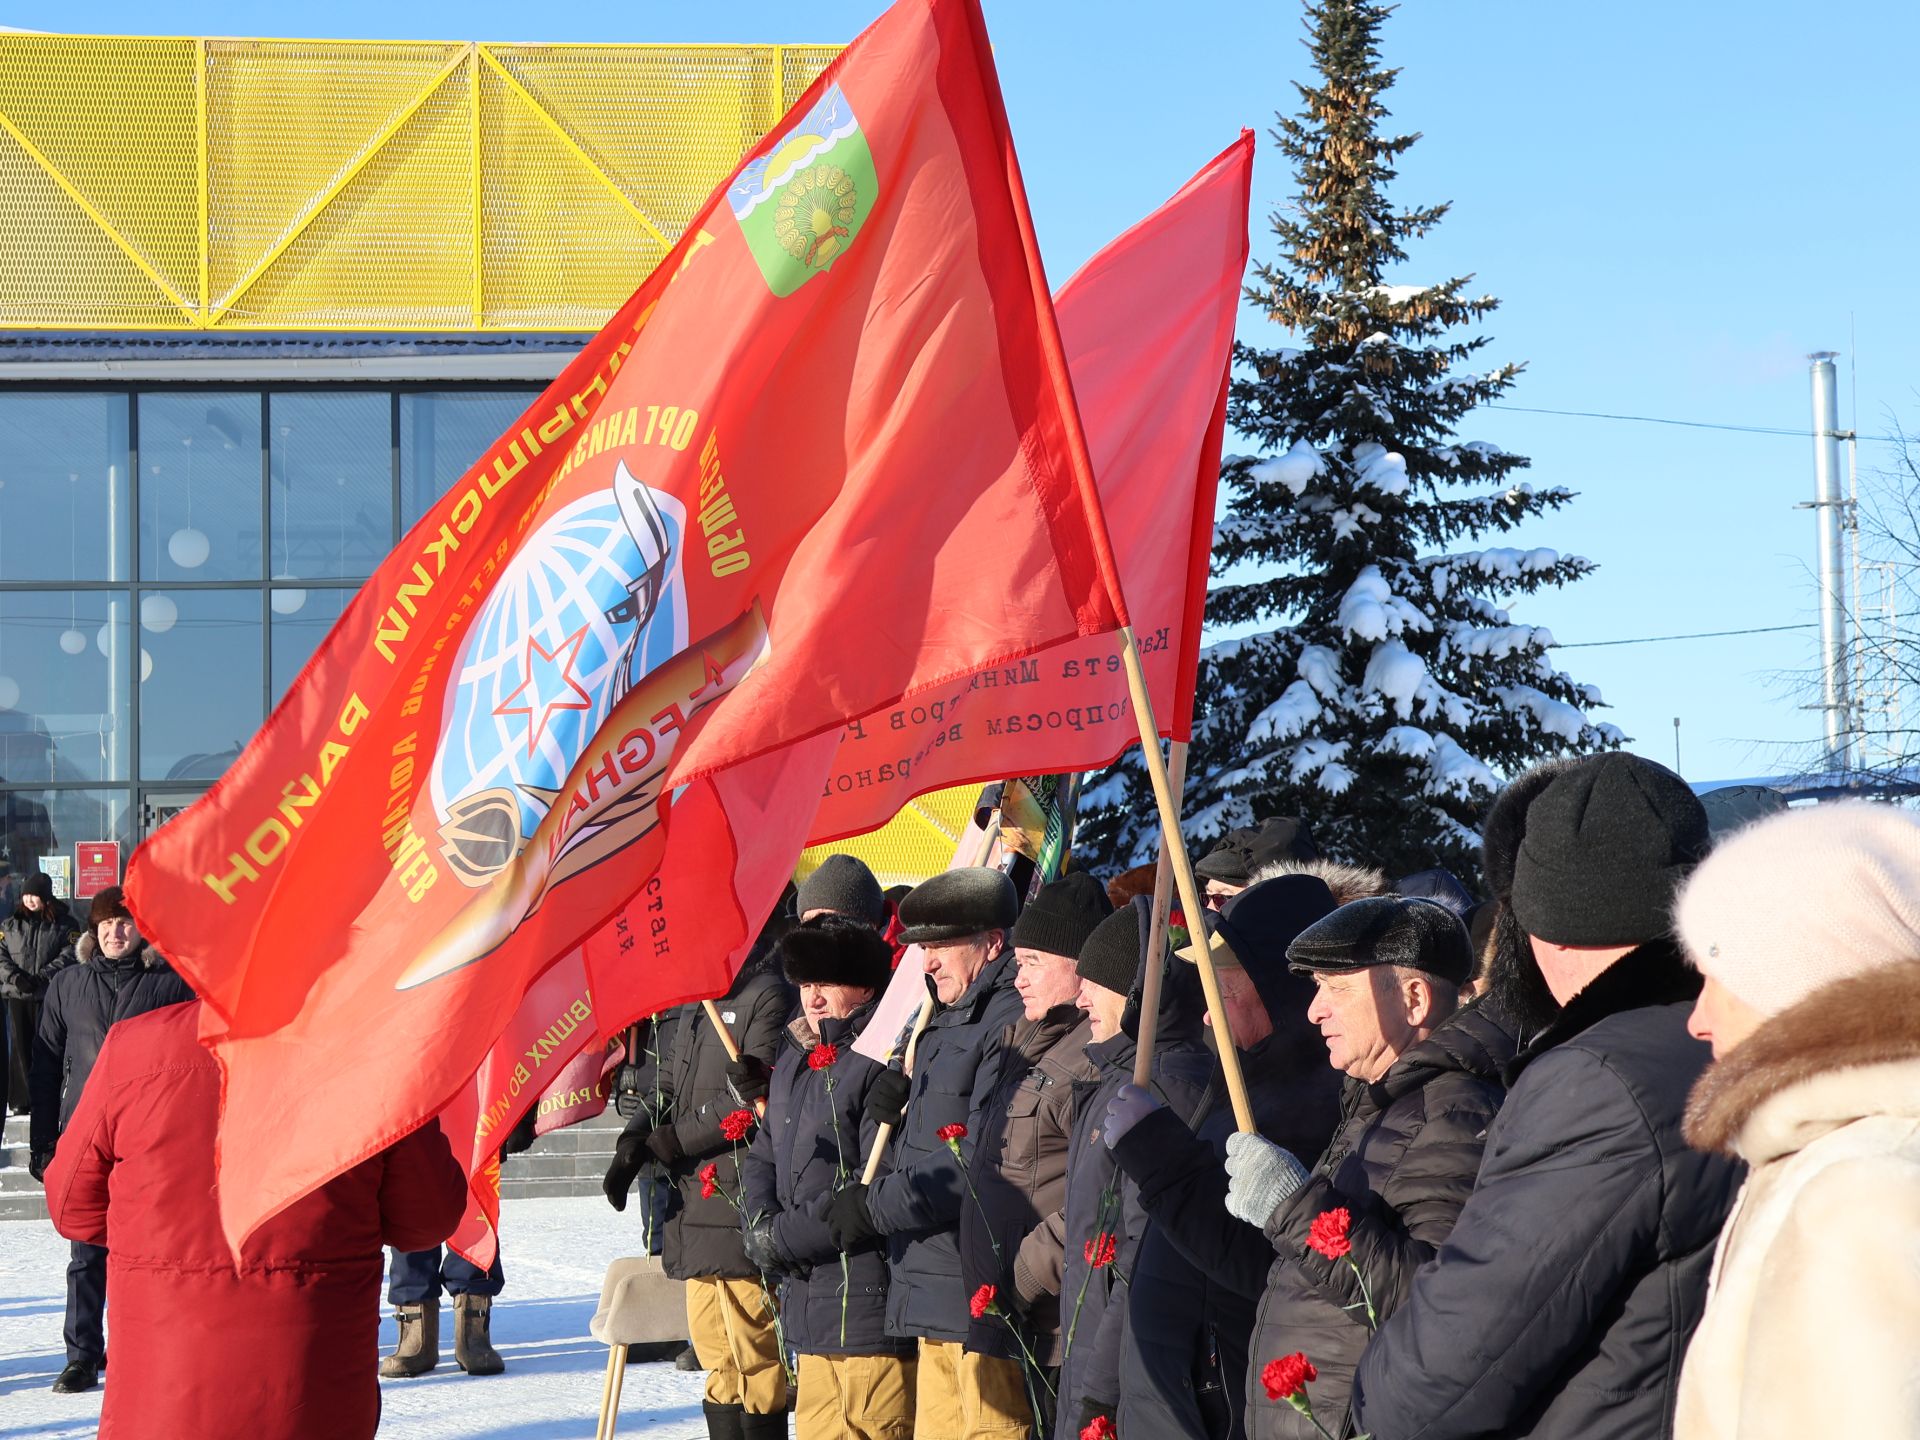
[1,1196,713,1439]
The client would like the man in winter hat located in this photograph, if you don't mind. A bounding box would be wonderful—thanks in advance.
[2,870,78,1114]
[825,866,1025,1440]
[741,916,915,1440]
[30,885,194,1392]
[1194,817,1320,910]
[1221,896,1514,1438]
[1352,753,1742,1440]
[1671,802,1920,1439]
[797,853,889,929]
[960,871,1110,1406]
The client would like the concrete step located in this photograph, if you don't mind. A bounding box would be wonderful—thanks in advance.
[0,1166,41,1192]
[3,1112,29,1145]
[0,1189,47,1221]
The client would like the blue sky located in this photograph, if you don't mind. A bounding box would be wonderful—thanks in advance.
[21,0,1920,781]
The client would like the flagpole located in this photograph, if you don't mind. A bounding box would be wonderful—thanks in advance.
[701,999,768,1118]
[1132,738,1188,1088]
[859,993,936,1185]
[1117,626,1254,1133]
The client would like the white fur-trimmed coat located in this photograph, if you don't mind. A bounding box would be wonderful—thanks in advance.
[1676,961,1920,1439]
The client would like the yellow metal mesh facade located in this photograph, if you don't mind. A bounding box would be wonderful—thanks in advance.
[796,785,985,891]
[0,33,839,331]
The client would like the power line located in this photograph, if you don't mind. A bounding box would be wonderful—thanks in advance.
[1488,403,1905,445]
[1555,623,1815,650]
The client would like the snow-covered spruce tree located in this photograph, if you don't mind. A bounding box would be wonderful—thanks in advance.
[1078,0,1619,883]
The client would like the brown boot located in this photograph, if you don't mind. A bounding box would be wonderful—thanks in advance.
[379,1299,439,1378]
[452,1293,505,1376]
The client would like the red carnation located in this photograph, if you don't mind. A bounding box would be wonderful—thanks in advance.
[969,1283,998,1320]
[698,1162,719,1200]
[808,1042,839,1071]
[1080,1416,1117,1440]
[937,1122,968,1143]
[1169,908,1186,930]
[1261,1352,1318,1403]
[1306,1207,1352,1261]
[720,1108,756,1142]
[1084,1232,1117,1268]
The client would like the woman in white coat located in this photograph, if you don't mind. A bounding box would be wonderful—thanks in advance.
[1672,800,1920,1440]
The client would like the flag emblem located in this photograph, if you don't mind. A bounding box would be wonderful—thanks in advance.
[729,85,878,297]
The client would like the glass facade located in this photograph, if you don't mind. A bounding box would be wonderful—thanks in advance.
[0,385,538,904]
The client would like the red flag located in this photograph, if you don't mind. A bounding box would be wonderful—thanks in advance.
[808,131,1254,841]
[126,0,1123,1254]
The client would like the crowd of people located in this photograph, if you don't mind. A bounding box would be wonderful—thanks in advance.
[10,750,1920,1440]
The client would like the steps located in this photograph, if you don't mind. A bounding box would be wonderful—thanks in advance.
[0,1104,631,1222]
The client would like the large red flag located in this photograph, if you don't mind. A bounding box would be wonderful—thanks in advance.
[444,136,1254,1267]
[807,131,1253,840]
[126,0,1124,1254]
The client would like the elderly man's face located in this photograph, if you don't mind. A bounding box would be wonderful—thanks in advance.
[1307,969,1405,1082]
[1013,946,1081,1021]
[97,916,139,960]
[1075,976,1129,1043]
[1201,963,1274,1050]
[800,982,874,1024]
[922,932,1000,1005]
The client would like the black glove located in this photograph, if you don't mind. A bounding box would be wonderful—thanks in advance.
[500,1108,538,1159]
[726,1054,773,1108]
[826,1182,883,1251]
[1078,1398,1116,1436]
[644,1125,685,1167]
[610,1064,647,1119]
[864,1069,911,1128]
[28,1149,53,1184]
[742,1216,785,1274]
[603,1131,650,1211]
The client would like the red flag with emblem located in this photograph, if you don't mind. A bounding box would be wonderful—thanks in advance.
[125,0,1125,1255]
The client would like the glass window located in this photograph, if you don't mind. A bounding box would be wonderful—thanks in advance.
[0,788,133,908]
[0,590,132,783]
[271,586,355,704]
[268,392,393,582]
[138,393,263,581]
[400,391,540,530]
[0,393,130,582]
[138,588,263,783]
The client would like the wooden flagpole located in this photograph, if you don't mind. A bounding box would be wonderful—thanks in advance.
[1116,626,1254,1132]
[1131,738,1188,1087]
[701,999,767,1118]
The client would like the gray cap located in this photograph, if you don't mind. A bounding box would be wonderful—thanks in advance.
[898,867,1019,945]
[796,853,887,929]
[1286,894,1474,986]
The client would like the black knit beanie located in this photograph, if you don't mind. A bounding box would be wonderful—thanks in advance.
[1076,902,1143,995]
[1510,753,1710,947]
[23,872,53,901]
[1011,871,1113,960]
[796,854,887,929]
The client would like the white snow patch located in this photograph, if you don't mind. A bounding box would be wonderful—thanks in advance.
[1351,442,1411,498]
[1369,283,1429,303]
[1297,645,1345,699]
[1247,680,1323,746]
[1250,439,1326,496]
[1317,762,1357,795]
[1425,734,1499,798]
[0,1195,712,1440]
[1361,639,1430,719]
[1288,738,1351,785]
[1379,725,1436,758]
[1079,772,1130,812]
[1497,684,1591,742]
[1339,566,1433,642]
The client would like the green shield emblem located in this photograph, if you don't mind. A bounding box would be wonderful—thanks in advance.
[728,85,878,298]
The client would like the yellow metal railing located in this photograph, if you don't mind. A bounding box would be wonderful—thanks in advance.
[0,33,838,332]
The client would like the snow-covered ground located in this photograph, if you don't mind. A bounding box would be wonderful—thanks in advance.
[1,1196,712,1439]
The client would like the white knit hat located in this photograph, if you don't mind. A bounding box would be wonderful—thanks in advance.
[1675,800,1920,1016]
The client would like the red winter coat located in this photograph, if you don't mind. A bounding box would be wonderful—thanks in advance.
[44,1001,467,1440]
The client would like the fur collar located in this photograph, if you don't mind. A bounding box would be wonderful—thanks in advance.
[1684,961,1920,1160]
[1250,857,1387,906]
[1506,939,1700,1084]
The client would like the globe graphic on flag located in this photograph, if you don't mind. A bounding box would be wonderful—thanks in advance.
[430,467,688,873]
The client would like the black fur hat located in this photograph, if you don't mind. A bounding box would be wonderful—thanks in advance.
[780,913,894,991]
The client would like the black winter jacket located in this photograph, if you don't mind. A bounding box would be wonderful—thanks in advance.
[0,898,78,999]
[865,948,1024,1342]
[1351,943,1742,1440]
[742,1002,912,1357]
[1249,1002,1514,1440]
[30,935,194,1155]
[1114,1025,1347,1440]
[645,969,791,1281]
[1056,1014,1213,1427]
[960,1004,1097,1365]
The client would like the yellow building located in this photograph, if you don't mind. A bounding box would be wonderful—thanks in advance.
[0,32,850,900]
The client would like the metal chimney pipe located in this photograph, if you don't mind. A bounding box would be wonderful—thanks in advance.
[1809,352,1853,774]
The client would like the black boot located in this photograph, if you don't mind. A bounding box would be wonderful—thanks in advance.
[739,1409,790,1439]
[702,1399,746,1440]
[51,1361,99,1394]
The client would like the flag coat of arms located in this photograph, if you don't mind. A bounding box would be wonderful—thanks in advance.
[126,0,1126,1253]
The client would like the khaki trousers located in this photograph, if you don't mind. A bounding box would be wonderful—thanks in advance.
[794,1350,917,1440]
[685,1274,790,1414]
[914,1337,1031,1440]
